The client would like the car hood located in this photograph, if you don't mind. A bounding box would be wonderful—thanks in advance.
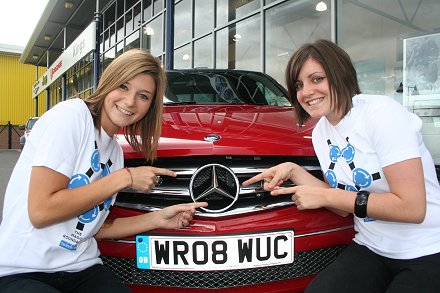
[120,104,316,159]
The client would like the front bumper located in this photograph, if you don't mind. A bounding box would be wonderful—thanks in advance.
[98,205,354,292]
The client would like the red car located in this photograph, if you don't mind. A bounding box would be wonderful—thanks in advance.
[98,69,354,292]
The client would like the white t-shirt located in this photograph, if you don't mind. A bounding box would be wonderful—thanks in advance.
[312,94,440,259]
[0,98,124,277]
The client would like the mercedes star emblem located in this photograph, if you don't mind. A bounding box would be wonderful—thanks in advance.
[189,163,239,213]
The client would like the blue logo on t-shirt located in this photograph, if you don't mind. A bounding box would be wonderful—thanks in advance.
[68,174,90,188]
[91,149,101,172]
[325,137,381,221]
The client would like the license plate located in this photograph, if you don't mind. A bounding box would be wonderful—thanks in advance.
[136,230,294,271]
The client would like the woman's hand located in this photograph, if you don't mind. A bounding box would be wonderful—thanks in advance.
[95,202,208,240]
[153,202,208,229]
[271,185,328,210]
[242,162,298,190]
[126,166,176,192]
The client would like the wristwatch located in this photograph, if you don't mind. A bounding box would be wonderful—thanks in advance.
[354,190,370,218]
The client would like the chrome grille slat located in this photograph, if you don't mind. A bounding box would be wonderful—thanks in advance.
[118,156,322,216]
[115,201,295,217]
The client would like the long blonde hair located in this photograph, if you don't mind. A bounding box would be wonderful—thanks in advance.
[85,49,166,162]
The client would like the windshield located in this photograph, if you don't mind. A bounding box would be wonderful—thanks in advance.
[165,71,291,106]
[27,118,39,129]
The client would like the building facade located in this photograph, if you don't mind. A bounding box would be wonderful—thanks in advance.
[21,0,440,163]
[0,45,45,125]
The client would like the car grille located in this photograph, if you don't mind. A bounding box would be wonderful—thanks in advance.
[101,245,345,288]
[118,156,322,217]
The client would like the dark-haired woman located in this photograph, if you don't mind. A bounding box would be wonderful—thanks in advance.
[243,39,440,292]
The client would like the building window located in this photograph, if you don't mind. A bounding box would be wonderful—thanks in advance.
[217,0,260,27]
[174,0,191,47]
[125,31,140,51]
[194,35,213,68]
[174,44,191,69]
[338,0,440,164]
[265,0,330,83]
[216,15,261,70]
[65,53,94,100]
[143,0,153,19]
[194,0,214,38]
[141,15,164,56]
[153,0,164,15]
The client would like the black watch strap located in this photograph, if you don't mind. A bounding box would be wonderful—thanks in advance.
[354,190,370,218]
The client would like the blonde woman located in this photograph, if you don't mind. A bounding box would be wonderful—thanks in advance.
[0,49,206,292]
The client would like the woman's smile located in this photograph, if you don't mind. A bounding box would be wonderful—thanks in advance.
[307,97,324,106]
[115,105,134,116]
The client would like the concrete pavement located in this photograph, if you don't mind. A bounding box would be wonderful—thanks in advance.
[0,149,21,223]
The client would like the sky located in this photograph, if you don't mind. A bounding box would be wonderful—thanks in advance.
[0,0,49,47]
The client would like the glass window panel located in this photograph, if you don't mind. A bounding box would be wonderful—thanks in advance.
[117,18,124,42]
[103,3,115,31]
[125,10,134,35]
[194,0,214,37]
[217,0,260,27]
[338,0,440,164]
[117,0,124,19]
[194,35,213,68]
[141,15,163,56]
[109,24,116,47]
[126,0,137,10]
[116,41,124,56]
[216,15,261,71]
[83,89,92,99]
[216,0,228,27]
[174,0,191,47]
[235,0,260,18]
[215,27,228,69]
[265,0,330,84]
[133,3,142,29]
[143,0,153,20]
[103,48,116,71]
[125,32,140,51]
[52,80,61,104]
[154,0,164,15]
[65,58,94,100]
[174,45,192,69]
[102,28,111,51]
[84,63,93,90]
[79,71,85,93]
[66,74,75,98]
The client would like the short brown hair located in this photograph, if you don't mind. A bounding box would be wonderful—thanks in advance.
[285,39,360,126]
[85,49,166,162]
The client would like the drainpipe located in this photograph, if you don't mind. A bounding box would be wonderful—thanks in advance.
[35,66,39,116]
[46,52,50,111]
[61,27,67,101]
[165,0,174,70]
[93,0,102,91]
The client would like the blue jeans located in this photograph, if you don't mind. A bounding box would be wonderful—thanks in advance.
[0,264,131,293]
[305,242,440,293]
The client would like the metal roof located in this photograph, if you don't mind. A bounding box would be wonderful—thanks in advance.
[20,0,108,67]
[0,43,24,54]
